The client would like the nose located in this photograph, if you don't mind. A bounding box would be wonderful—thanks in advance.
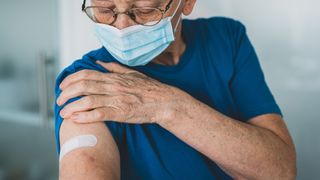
[113,13,136,30]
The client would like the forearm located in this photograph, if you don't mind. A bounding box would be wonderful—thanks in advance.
[159,92,296,179]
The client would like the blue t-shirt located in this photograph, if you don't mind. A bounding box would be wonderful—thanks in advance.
[54,17,282,179]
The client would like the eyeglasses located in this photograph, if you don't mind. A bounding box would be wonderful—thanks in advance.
[81,0,174,26]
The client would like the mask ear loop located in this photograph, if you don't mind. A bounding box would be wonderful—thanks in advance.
[171,0,183,32]
[174,15,182,32]
[172,0,182,16]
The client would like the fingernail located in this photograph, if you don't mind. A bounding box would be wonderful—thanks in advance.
[57,99,63,106]
[60,110,66,117]
[56,99,61,106]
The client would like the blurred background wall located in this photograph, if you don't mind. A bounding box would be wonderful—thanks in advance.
[0,0,319,179]
[0,0,58,179]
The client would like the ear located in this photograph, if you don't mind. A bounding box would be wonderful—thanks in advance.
[182,0,197,16]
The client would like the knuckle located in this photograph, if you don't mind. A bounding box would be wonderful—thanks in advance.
[126,103,133,112]
[128,103,136,112]
[101,83,110,92]
[85,96,95,107]
[117,95,126,103]
[95,109,105,120]
[108,97,118,107]
[97,82,105,92]
[79,81,88,88]
[112,82,123,92]
[110,62,118,66]
[102,73,110,80]
[132,95,143,105]
[80,70,91,78]
[113,80,122,86]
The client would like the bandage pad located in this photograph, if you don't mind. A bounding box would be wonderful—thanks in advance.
[59,134,98,162]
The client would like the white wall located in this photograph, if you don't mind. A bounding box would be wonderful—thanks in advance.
[58,0,100,69]
[58,1,320,179]
[0,0,58,111]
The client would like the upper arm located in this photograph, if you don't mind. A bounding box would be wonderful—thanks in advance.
[59,119,120,180]
[55,61,121,179]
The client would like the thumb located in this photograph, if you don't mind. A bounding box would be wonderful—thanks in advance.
[96,61,136,74]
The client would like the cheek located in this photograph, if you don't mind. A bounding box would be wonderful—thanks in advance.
[94,13,105,22]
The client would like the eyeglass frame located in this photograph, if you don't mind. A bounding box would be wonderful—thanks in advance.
[81,0,174,26]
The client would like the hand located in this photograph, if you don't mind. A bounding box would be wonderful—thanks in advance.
[57,61,181,124]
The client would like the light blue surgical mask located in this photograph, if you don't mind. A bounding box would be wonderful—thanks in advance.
[94,0,182,66]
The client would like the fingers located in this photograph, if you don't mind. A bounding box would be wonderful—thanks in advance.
[70,107,121,123]
[59,69,108,90]
[97,61,137,74]
[57,80,114,106]
[60,95,108,119]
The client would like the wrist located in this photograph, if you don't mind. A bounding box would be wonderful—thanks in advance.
[157,86,192,128]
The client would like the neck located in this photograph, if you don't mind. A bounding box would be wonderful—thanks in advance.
[152,24,186,66]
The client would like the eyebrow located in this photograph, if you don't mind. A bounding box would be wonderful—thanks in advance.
[93,0,164,3]
[91,0,165,8]
[134,0,167,7]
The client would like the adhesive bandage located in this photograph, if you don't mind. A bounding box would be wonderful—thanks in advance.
[59,134,98,162]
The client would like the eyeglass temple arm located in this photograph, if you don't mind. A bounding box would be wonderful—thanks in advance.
[82,0,86,11]
[165,0,174,12]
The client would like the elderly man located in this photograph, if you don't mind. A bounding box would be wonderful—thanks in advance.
[55,0,297,179]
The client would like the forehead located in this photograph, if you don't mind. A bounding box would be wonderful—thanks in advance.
[92,0,165,3]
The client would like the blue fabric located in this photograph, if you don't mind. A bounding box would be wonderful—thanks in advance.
[54,17,282,179]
